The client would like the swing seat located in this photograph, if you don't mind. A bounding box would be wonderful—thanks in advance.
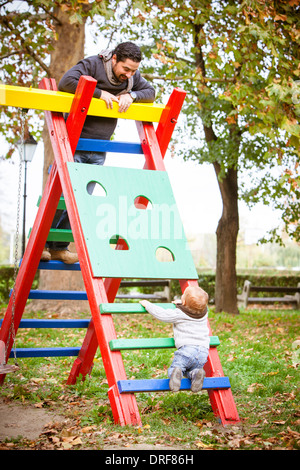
[0,363,19,374]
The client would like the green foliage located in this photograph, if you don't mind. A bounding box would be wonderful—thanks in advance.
[93,0,300,242]
[0,0,114,155]
[0,266,39,303]
[0,266,15,303]
[0,0,299,245]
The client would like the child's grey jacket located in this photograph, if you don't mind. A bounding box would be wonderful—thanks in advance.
[142,301,210,350]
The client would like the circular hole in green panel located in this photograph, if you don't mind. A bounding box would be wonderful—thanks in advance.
[134,195,152,210]
[109,235,130,250]
[86,181,107,197]
[155,246,175,262]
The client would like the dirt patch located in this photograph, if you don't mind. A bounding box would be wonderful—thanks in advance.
[0,399,184,450]
[0,398,65,441]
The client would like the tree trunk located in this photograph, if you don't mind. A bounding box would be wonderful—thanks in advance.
[28,8,89,314]
[214,164,239,314]
[201,118,240,313]
[193,26,239,314]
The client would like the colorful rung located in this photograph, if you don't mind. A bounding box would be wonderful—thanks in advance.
[9,347,81,358]
[0,319,89,328]
[100,302,175,314]
[0,84,165,122]
[109,336,220,350]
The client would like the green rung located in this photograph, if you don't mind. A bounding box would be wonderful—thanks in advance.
[28,227,73,242]
[100,303,176,314]
[47,229,73,242]
[109,336,220,350]
[38,196,66,210]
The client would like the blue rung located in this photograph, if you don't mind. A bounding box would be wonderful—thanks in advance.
[77,138,143,154]
[117,376,231,393]
[25,290,165,301]
[9,347,80,358]
[37,260,81,271]
[20,259,80,271]
[0,319,90,328]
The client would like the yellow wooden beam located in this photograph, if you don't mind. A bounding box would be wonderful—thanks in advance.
[0,84,165,122]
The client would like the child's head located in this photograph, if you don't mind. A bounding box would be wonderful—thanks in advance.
[181,286,208,313]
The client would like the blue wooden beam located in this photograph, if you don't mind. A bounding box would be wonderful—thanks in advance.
[76,138,143,154]
[27,290,88,300]
[9,347,81,358]
[0,319,90,328]
[37,260,81,271]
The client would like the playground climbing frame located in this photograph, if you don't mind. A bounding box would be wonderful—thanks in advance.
[0,76,239,426]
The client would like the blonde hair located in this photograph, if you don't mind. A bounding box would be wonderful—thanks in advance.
[184,286,208,313]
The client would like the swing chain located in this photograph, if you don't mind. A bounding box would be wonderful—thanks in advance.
[3,111,27,369]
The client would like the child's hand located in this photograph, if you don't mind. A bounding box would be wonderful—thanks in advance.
[139,300,148,308]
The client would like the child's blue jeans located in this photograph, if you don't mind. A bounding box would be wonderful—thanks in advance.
[168,345,209,380]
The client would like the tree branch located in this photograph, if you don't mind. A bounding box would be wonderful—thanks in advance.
[0,50,24,60]
[142,73,234,83]
[1,17,51,75]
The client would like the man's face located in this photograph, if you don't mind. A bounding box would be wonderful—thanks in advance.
[112,55,140,82]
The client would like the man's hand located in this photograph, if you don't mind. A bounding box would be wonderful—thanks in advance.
[117,93,134,113]
[100,90,119,109]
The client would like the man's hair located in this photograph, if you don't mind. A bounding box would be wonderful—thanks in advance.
[112,42,142,63]
[184,286,208,313]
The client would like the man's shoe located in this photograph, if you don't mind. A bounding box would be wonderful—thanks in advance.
[49,249,78,264]
[169,367,182,392]
[190,369,205,393]
[41,249,51,261]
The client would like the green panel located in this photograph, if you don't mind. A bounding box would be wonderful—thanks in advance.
[100,302,175,314]
[109,336,220,350]
[67,163,198,279]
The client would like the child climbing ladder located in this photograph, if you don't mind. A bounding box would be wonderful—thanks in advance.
[0,76,239,426]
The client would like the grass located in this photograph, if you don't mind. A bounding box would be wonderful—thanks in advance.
[0,304,299,450]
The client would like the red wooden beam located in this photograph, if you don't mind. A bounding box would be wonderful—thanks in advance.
[1,76,94,384]
[156,88,187,158]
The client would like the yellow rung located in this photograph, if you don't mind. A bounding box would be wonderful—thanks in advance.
[0,84,165,122]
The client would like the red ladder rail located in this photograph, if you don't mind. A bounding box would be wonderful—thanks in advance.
[40,77,141,426]
[0,76,93,384]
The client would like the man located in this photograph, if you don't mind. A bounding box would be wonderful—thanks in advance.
[41,42,155,264]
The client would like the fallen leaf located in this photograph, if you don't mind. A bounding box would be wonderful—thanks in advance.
[195,441,212,449]
[81,426,97,433]
[72,437,82,445]
[61,442,73,450]
[34,402,44,408]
